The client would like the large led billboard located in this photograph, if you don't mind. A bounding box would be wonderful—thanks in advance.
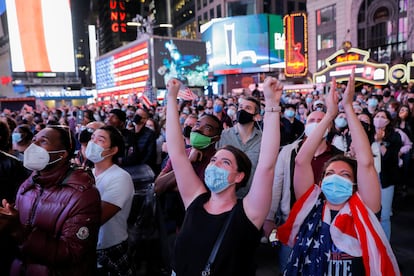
[201,14,284,75]
[6,0,76,73]
[96,41,149,98]
[152,37,208,88]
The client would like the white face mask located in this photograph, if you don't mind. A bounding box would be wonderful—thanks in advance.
[304,122,328,138]
[85,141,111,163]
[23,143,65,171]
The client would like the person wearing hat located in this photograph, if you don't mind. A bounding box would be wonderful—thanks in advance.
[313,100,326,112]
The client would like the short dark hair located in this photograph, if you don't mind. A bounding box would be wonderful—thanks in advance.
[219,144,252,189]
[322,154,357,183]
[15,124,34,144]
[46,125,76,158]
[99,125,125,164]
[200,113,223,136]
[244,96,261,114]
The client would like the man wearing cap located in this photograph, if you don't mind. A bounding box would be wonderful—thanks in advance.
[313,100,326,112]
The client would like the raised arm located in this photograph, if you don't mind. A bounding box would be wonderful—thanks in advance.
[342,72,381,212]
[294,80,338,199]
[244,76,282,229]
[165,79,206,208]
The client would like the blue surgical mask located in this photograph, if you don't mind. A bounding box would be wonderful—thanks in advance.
[334,117,348,129]
[213,104,223,113]
[321,174,354,205]
[367,98,378,107]
[12,132,22,143]
[204,164,232,193]
[284,109,295,118]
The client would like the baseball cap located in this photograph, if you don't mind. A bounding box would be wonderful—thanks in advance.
[313,100,325,108]
[109,109,127,123]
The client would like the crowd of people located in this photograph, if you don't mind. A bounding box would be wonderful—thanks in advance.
[0,72,411,275]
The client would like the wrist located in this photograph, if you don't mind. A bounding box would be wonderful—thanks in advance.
[264,105,281,113]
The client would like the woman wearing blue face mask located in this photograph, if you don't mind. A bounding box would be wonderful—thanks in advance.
[11,124,33,161]
[165,76,282,275]
[278,72,400,275]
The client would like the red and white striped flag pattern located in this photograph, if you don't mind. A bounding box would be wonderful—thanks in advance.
[96,41,149,98]
[178,87,198,101]
[140,94,152,109]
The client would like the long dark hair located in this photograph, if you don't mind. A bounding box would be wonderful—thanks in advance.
[219,144,252,189]
[374,110,395,140]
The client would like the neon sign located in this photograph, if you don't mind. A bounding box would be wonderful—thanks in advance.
[284,13,308,77]
[314,43,414,85]
[110,0,126,33]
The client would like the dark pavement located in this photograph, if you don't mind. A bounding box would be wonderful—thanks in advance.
[255,186,414,276]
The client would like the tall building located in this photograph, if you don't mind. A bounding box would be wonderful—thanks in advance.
[307,0,413,75]
[194,0,306,38]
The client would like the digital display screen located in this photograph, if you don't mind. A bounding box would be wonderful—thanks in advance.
[152,37,208,88]
[96,41,149,97]
[6,0,75,73]
[201,14,284,75]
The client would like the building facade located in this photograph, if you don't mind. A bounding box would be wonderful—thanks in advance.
[307,0,414,75]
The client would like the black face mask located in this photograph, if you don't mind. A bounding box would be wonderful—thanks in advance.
[133,114,142,124]
[182,125,192,138]
[360,121,371,134]
[237,110,254,125]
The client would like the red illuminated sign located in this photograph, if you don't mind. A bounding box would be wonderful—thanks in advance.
[284,13,308,77]
[110,0,126,33]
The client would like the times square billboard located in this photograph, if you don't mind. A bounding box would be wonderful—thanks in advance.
[6,0,76,73]
[201,14,284,75]
[95,36,208,98]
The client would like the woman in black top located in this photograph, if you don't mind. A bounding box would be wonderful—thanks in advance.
[165,76,282,275]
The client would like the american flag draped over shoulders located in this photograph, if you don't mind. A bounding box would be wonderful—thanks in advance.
[277,185,400,276]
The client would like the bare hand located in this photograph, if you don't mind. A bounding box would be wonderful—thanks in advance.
[262,76,283,105]
[342,69,355,107]
[0,199,19,232]
[166,78,182,99]
[325,78,339,118]
[262,219,277,238]
[375,128,385,142]
[188,148,202,162]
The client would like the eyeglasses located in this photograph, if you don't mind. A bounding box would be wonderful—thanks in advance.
[407,98,414,103]
[46,124,73,151]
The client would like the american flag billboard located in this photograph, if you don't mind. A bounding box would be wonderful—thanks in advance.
[6,0,75,73]
[96,41,150,98]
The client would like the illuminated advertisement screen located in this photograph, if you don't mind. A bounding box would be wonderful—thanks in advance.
[268,14,285,70]
[202,14,283,75]
[6,0,75,72]
[153,37,208,88]
[96,41,149,97]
